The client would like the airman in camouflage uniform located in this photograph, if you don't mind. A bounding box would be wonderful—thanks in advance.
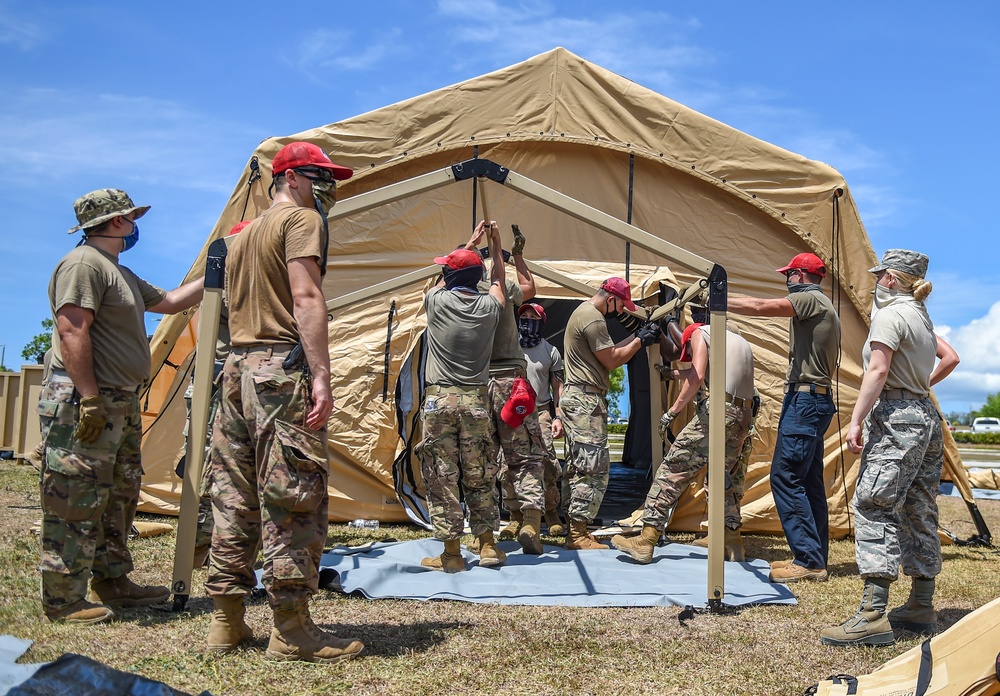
[480,229,546,554]
[39,188,204,624]
[204,142,363,663]
[418,222,506,572]
[612,318,755,564]
[561,278,658,550]
[821,249,960,647]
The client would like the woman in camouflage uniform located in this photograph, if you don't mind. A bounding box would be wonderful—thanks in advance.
[821,249,959,647]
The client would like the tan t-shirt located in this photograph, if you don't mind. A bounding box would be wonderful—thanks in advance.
[227,202,325,346]
[424,287,503,386]
[478,277,525,374]
[564,301,615,392]
[787,289,841,386]
[48,245,166,387]
[863,298,936,395]
[698,326,755,400]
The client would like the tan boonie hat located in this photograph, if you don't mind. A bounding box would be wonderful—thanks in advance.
[868,248,929,279]
[67,188,150,234]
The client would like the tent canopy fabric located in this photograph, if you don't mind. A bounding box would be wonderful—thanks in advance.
[138,47,970,537]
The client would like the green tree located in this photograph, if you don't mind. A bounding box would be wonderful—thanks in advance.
[21,318,53,365]
[608,366,625,419]
[975,392,1000,420]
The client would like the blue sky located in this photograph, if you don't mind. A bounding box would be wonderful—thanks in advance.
[1,1,997,417]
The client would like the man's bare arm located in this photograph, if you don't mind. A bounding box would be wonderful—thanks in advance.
[728,295,796,318]
[55,305,99,397]
[148,277,205,314]
[289,257,332,429]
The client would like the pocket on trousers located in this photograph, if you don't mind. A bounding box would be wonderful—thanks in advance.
[263,421,329,513]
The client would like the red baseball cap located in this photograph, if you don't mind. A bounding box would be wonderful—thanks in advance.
[518,302,547,323]
[501,376,537,428]
[678,323,704,362]
[271,142,353,180]
[433,248,483,270]
[600,277,637,311]
[229,221,251,236]
[776,252,826,278]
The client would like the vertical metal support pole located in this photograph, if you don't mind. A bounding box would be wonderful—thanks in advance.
[171,237,227,611]
[705,265,728,608]
[625,153,634,283]
[648,347,664,479]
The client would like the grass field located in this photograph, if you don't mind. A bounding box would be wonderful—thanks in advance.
[1,459,998,696]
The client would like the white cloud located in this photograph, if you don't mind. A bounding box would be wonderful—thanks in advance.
[931,299,1000,413]
[0,5,43,50]
[0,87,261,194]
[289,28,405,82]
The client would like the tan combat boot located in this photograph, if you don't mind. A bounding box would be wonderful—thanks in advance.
[611,525,660,564]
[206,595,254,652]
[518,509,544,555]
[564,519,609,550]
[820,580,894,647]
[476,530,507,568]
[544,509,566,537]
[420,539,467,573]
[44,599,114,625]
[90,575,170,608]
[498,511,523,541]
[266,603,364,663]
[888,577,937,634]
[692,528,746,562]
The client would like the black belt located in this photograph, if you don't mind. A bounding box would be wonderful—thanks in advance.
[785,383,830,396]
[232,343,297,357]
[881,388,927,400]
[566,384,607,396]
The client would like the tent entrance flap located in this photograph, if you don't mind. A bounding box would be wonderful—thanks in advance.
[322,157,733,606]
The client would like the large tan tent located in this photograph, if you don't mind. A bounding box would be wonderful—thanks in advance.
[137,47,979,539]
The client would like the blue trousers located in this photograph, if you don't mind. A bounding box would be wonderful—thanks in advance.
[771,390,836,569]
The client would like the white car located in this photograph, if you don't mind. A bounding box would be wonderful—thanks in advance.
[971,417,1000,434]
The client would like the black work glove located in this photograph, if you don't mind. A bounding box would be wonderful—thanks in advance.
[511,224,525,256]
[636,321,661,347]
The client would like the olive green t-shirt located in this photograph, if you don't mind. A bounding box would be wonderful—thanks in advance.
[787,289,841,386]
[48,245,166,387]
[424,287,503,386]
[564,301,615,392]
[227,202,325,346]
[863,299,936,395]
[477,277,525,374]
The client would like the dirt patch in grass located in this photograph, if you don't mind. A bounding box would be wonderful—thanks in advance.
[1,460,997,696]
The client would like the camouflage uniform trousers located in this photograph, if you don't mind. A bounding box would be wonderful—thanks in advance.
[489,372,545,514]
[853,397,944,581]
[182,364,224,556]
[36,380,143,614]
[643,399,752,532]
[204,348,330,612]
[416,385,499,540]
[536,409,563,513]
[560,387,609,523]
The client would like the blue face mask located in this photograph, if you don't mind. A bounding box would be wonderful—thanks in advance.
[120,219,139,252]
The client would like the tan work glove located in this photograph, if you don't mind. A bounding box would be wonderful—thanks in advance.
[75,395,108,444]
[658,410,677,441]
[511,224,526,256]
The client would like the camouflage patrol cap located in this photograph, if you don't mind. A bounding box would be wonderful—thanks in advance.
[67,188,150,234]
[868,248,929,279]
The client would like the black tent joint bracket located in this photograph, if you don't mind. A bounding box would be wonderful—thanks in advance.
[205,237,228,290]
[678,600,740,626]
[706,264,728,313]
[451,157,510,184]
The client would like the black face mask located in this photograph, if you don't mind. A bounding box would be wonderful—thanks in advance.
[443,266,483,291]
[518,317,543,348]
[786,281,822,294]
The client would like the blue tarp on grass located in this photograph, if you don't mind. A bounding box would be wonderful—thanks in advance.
[309,538,798,608]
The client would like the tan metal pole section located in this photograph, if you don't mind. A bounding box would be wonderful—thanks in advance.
[502,171,716,277]
[705,308,728,604]
[326,266,441,313]
[327,168,458,222]
[171,281,223,609]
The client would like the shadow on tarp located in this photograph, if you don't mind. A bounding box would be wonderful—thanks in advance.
[7,652,211,696]
[307,538,797,609]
